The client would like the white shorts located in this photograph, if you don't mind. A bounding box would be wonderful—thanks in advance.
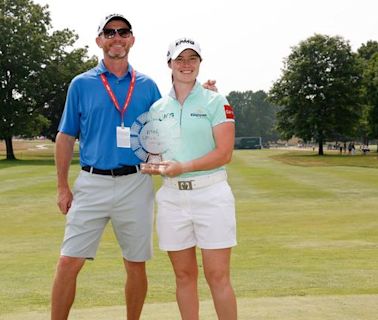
[61,170,154,261]
[156,171,237,251]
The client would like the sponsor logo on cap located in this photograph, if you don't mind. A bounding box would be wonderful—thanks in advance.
[175,39,195,46]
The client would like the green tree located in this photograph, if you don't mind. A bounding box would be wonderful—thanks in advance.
[357,41,378,149]
[269,34,362,155]
[357,40,378,61]
[1,0,50,159]
[0,0,96,159]
[227,90,278,143]
[364,53,378,143]
[39,45,97,141]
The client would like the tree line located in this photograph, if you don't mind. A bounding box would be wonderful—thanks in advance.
[269,35,378,155]
[228,36,378,155]
[1,0,377,159]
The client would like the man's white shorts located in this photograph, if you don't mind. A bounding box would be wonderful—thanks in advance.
[156,171,237,251]
[60,170,154,262]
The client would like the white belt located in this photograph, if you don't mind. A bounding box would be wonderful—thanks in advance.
[163,170,227,190]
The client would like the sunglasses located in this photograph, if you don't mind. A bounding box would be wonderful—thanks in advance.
[101,28,133,39]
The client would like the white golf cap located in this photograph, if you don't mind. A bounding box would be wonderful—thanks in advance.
[166,37,202,62]
[97,13,132,36]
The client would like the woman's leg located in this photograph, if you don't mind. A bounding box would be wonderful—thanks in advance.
[168,247,199,320]
[202,248,237,320]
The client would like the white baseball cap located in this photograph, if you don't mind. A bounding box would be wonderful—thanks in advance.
[97,13,132,36]
[167,37,202,62]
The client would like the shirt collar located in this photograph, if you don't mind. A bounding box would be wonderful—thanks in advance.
[95,60,133,79]
[169,80,201,100]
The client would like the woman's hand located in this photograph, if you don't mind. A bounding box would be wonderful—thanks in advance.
[159,161,184,177]
[141,160,194,177]
[140,162,166,175]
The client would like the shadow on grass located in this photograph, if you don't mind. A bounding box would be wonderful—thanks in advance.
[271,151,378,168]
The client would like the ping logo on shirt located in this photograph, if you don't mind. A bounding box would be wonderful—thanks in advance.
[161,112,175,120]
[224,105,235,119]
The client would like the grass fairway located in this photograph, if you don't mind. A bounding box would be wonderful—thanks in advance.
[1,141,378,319]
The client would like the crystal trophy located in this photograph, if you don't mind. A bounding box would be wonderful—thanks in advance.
[130,112,180,171]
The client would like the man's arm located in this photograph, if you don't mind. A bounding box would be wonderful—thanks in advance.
[202,79,218,92]
[55,132,76,214]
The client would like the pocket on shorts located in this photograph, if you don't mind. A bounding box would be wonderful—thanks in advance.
[72,171,96,200]
[72,172,83,194]
[211,181,235,206]
[155,186,171,204]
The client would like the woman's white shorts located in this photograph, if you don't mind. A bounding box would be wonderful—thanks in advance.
[156,171,237,251]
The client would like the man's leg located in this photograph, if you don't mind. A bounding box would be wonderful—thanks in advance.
[51,256,86,320]
[124,259,147,320]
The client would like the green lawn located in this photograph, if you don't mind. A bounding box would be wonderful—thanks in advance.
[1,141,377,319]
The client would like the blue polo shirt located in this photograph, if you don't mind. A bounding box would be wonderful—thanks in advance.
[58,61,161,169]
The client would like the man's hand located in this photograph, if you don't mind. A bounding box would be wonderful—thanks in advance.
[55,132,75,215]
[202,79,218,92]
[57,186,73,215]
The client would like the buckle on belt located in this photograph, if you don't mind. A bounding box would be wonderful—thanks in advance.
[178,180,193,190]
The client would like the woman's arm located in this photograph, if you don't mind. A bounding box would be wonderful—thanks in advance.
[161,121,235,177]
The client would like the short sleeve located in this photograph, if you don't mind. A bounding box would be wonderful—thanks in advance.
[210,94,235,127]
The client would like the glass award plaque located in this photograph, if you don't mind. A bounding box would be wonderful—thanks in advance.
[130,112,180,171]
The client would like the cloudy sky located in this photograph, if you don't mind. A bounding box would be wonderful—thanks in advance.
[34,0,378,95]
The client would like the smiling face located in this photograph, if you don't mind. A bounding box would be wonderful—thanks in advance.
[170,49,201,85]
[96,19,135,60]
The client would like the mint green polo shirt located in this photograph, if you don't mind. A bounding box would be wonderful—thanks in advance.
[149,81,234,178]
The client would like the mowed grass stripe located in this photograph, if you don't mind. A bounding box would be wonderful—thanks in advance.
[2,295,378,320]
[1,144,377,318]
[231,150,378,201]
[229,149,378,298]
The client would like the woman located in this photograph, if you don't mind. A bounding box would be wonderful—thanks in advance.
[143,37,237,320]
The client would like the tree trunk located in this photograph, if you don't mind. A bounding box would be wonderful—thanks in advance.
[5,137,16,160]
[318,140,324,155]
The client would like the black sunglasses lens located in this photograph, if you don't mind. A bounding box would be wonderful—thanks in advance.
[117,29,131,37]
[103,29,116,38]
[102,28,131,38]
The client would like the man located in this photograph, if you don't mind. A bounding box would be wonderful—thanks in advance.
[51,14,216,320]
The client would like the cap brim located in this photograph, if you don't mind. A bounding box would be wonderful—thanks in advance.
[171,46,201,60]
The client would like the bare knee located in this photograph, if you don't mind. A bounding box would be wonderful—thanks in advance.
[124,260,146,279]
[204,269,230,289]
[174,267,198,286]
[55,256,85,279]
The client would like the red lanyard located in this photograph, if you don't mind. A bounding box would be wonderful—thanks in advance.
[100,69,136,127]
